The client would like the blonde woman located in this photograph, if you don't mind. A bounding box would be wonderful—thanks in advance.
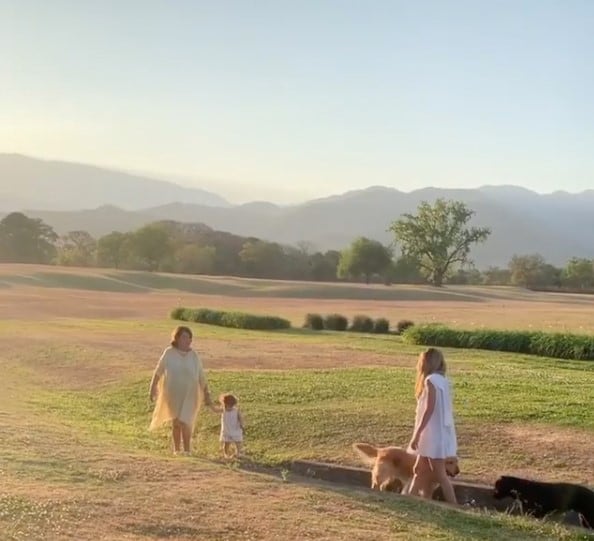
[149,326,212,455]
[407,347,458,504]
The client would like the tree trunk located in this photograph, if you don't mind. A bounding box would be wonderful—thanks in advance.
[433,269,445,287]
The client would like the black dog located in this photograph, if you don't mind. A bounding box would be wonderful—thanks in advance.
[493,475,594,529]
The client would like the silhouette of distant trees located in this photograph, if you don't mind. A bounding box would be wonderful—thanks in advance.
[2,209,594,291]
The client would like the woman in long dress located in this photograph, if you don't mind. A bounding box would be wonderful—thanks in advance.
[407,347,458,504]
[149,326,213,455]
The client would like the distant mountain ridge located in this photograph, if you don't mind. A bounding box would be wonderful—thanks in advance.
[0,153,229,210]
[1,154,593,267]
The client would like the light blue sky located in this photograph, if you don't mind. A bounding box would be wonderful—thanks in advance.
[2,0,593,203]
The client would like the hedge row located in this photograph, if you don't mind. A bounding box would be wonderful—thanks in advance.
[303,313,414,335]
[171,307,291,330]
[402,324,594,361]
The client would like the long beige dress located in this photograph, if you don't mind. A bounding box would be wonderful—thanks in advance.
[149,346,208,430]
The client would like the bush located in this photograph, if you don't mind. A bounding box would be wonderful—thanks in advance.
[402,324,594,361]
[373,318,390,334]
[323,313,348,331]
[303,313,324,330]
[170,306,187,320]
[396,320,415,335]
[350,315,375,333]
[190,308,225,326]
[171,307,291,331]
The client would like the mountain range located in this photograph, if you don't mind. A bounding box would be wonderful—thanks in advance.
[1,154,593,268]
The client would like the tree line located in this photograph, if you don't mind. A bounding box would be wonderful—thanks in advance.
[1,200,594,290]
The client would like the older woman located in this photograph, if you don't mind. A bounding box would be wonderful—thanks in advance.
[149,326,213,455]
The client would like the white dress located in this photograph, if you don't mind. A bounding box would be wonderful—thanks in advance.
[220,408,243,443]
[149,347,207,431]
[409,373,457,459]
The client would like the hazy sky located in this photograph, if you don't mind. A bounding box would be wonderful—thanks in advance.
[2,0,593,203]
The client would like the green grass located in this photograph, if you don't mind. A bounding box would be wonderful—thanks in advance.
[347,494,594,541]
[29,359,594,467]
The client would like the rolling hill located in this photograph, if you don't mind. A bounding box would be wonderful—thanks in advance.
[0,154,229,210]
[2,155,594,267]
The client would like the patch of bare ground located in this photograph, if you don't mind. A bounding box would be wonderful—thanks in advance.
[451,424,594,487]
[2,333,413,391]
[2,284,594,333]
[0,415,416,541]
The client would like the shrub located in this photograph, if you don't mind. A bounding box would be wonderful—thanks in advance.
[303,313,324,330]
[171,307,290,331]
[373,318,390,334]
[396,319,415,335]
[170,306,187,320]
[220,311,290,330]
[350,315,375,333]
[190,308,224,326]
[402,324,594,361]
[323,313,348,331]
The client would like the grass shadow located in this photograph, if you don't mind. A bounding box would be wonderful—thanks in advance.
[106,271,251,295]
[25,272,148,292]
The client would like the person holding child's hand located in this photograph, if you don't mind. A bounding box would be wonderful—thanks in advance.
[148,326,213,455]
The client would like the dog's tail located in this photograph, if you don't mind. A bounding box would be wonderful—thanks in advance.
[352,443,379,466]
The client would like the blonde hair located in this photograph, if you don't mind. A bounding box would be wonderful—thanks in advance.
[415,347,447,398]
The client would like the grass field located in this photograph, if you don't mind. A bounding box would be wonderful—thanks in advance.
[1,264,593,540]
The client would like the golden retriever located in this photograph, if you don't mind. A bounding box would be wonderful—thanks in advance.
[353,442,460,495]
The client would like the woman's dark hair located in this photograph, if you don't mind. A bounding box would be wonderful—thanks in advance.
[171,325,193,348]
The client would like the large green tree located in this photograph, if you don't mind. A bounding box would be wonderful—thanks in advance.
[508,253,561,289]
[337,237,392,283]
[482,266,512,285]
[174,244,217,275]
[0,212,58,263]
[97,231,129,269]
[128,224,173,271]
[309,250,341,282]
[562,257,594,289]
[239,239,285,278]
[56,230,96,267]
[389,199,490,286]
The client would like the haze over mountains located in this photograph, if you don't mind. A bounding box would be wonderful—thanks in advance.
[2,154,593,268]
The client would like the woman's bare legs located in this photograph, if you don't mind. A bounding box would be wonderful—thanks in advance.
[429,458,457,505]
[171,419,182,453]
[407,456,433,498]
[180,422,192,453]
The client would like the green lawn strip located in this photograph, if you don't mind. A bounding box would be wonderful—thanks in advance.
[28,366,593,467]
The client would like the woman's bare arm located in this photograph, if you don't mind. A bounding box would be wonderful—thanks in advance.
[411,380,436,445]
[149,372,160,401]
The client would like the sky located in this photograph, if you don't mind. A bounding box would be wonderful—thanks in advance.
[1,0,593,203]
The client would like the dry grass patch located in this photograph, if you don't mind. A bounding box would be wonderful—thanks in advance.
[2,264,594,333]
